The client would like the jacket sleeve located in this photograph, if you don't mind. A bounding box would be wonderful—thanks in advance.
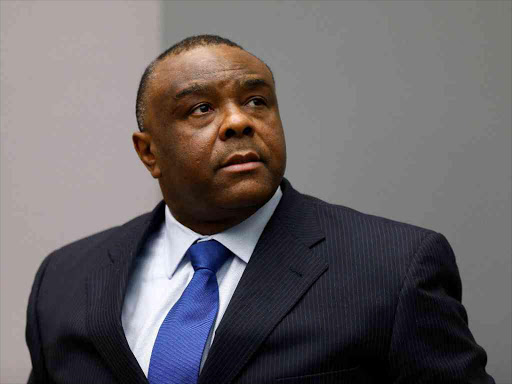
[388,232,495,383]
[26,253,53,384]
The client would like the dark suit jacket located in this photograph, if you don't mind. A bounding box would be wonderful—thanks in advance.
[26,179,494,383]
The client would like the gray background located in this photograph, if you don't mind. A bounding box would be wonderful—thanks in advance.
[1,1,510,383]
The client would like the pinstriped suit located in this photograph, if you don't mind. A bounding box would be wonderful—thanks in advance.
[26,179,494,383]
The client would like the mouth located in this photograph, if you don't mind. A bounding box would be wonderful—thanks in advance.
[220,151,262,172]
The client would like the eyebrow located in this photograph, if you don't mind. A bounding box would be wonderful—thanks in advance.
[239,77,272,90]
[174,83,212,100]
[173,77,272,101]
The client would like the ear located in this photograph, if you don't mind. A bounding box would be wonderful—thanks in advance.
[132,131,162,178]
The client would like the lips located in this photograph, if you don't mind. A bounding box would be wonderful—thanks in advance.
[221,151,261,168]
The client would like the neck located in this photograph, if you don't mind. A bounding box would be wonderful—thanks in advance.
[166,205,261,235]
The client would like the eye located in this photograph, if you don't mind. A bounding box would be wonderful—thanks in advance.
[246,97,267,107]
[190,103,213,116]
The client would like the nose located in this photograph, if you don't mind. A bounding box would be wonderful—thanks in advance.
[219,104,254,141]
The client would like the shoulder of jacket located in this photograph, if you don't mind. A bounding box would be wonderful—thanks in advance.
[44,210,154,268]
[300,191,435,238]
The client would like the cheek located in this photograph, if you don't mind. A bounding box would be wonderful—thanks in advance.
[267,122,287,174]
[159,130,216,178]
[154,138,178,170]
[264,119,286,154]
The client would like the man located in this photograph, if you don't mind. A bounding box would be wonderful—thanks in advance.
[26,35,495,383]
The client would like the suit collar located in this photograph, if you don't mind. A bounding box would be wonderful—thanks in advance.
[107,200,166,265]
[106,178,323,264]
[273,178,325,249]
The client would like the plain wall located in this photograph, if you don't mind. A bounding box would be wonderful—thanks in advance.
[1,1,510,383]
[0,1,162,382]
[161,0,512,381]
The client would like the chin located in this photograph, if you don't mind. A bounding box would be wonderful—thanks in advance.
[218,178,278,210]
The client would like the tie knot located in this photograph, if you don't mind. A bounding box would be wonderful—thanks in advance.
[186,240,232,273]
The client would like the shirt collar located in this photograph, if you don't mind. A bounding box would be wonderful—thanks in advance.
[164,186,283,278]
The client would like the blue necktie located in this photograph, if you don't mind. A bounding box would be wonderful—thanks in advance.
[148,240,232,384]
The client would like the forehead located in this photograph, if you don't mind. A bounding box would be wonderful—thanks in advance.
[150,45,274,97]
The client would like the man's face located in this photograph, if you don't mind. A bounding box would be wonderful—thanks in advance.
[139,45,286,226]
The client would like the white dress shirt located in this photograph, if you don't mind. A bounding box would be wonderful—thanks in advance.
[121,187,282,377]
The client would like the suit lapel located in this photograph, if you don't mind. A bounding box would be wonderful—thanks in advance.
[87,202,165,384]
[199,180,327,384]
